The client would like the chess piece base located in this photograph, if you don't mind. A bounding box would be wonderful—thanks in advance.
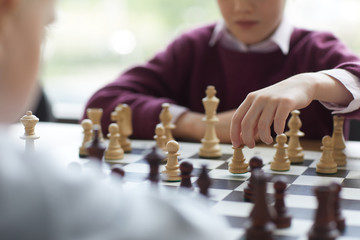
[288,154,304,164]
[271,161,290,171]
[308,226,339,240]
[162,170,181,182]
[245,223,275,240]
[228,162,248,174]
[105,150,124,161]
[274,215,292,229]
[316,166,337,174]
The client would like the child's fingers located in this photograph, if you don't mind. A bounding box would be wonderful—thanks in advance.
[230,101,251,147]
[257,104,276,144]
[274,101,293,134]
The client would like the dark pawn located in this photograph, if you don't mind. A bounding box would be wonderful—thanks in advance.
[308,186,340,240]
[111,164,125,178]
[197,165,211,197]
[180,161,193,188]
[245,169,275,240]
[330,182,346,232]
[144,146,165,183]
[244,156,264,202]
[86,128,106,161]
[273,176,292,228]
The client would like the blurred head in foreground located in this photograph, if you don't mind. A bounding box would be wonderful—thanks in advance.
[0,0,55,123]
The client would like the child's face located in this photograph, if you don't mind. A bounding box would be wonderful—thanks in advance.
[0,0,55,123]
[217,0,286,45]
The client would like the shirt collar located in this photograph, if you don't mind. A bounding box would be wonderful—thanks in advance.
[208,17,294,55]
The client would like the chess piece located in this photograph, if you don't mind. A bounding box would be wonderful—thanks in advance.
[105,123,124,162]
[144,146,165,183]
[180,161,193,188]
[162,140,181,182]
[245,170,275,240]
[273,176,292,228]
[87,108,104,141]
[20,111,40,152]
[316,136,337,174]
[271,134,291,171]
[330,182,346,232]
[79,119,93,158]
[244,156,264,202]
[197,165,211,197]
[228,145,248,174]
[111,104,132,152]
[199,85,222,158]
[110,164,125,179]
[154,124,166,151]
[332,115,346,166]
[285,110,304,164]
[308,185,340,240]
[159,103,175,143]
[86,128,106,161]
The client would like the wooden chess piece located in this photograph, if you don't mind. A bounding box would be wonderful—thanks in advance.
[87,108,104,141]
[273,176,292,228]
[316,136,337,174]
[162,140,181,182]
[330,182,346,232]
[86,128,106,161]
[197,165,211,197]
[244,156,264,202]
[159,103,175,143]
[79,119,93,158]
[308,185,340,240]
[271,134,291,171]
[245,170,275,240]
[144,146,165,183]
[180,161,193,188]
[110,164,125,179]
[105,123,124,162]
[111,104,132,152]
[285,110,304,164]
[20,111,40,152]
[154,124,166,152]
[332,115,346,166]
[228,145,248,174]
[199,85,222,158]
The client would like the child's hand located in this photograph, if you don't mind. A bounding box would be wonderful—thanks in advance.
[231,73,324,148]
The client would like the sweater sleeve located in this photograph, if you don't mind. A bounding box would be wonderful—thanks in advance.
[293,30,360,118]
[83,34,194,139]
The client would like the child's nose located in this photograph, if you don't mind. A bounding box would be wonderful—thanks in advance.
[234,0,255,13]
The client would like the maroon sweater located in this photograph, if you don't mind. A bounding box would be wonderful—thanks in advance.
[84,24,360,139]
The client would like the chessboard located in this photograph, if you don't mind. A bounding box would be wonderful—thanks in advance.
[9,122,360,240]
[91,139,360,240]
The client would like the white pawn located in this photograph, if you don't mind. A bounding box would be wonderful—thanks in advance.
[154,124,166,152]
[332,115,346,166]
[20,111,40,152]
[79,119,93,158]
[271,134,290,171]
[162,140,181,182]
[105,123,124,162]
[228,145,248,174]
[316,135,337,174]
[285,110,304,163]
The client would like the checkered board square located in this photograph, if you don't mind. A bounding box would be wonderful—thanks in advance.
[94,140,360,240]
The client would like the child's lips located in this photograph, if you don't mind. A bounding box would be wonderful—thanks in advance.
[235,20,258,29]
